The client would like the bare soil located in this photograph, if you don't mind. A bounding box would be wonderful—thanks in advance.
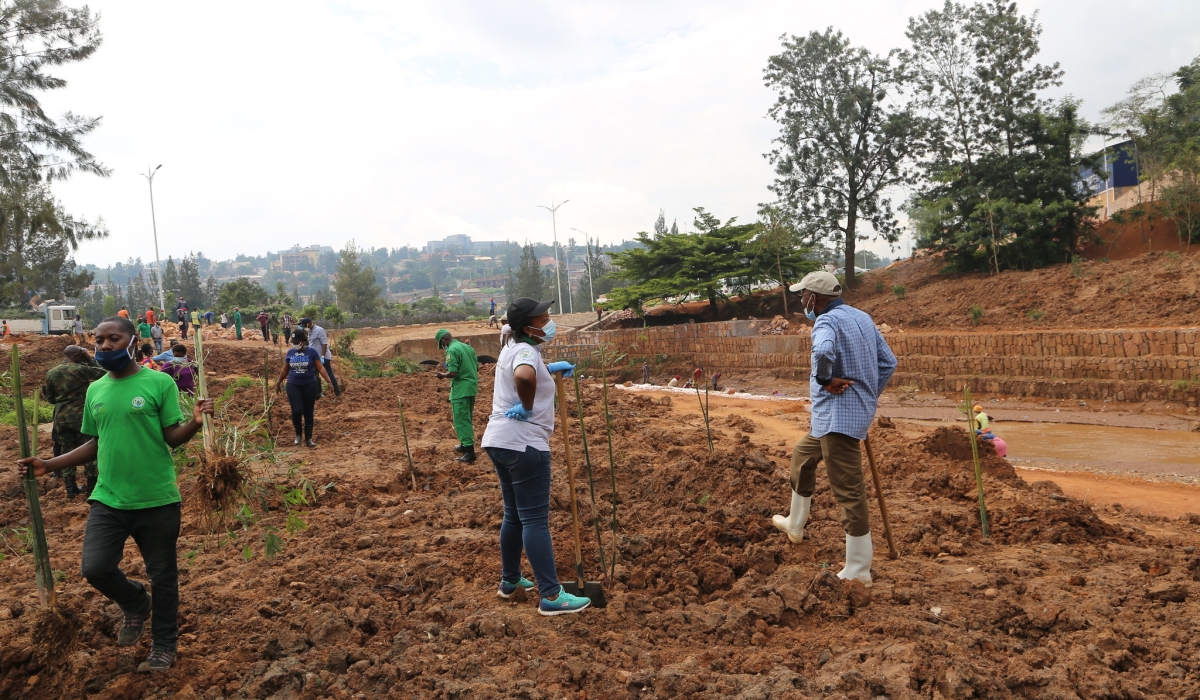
[1,342,1199,698]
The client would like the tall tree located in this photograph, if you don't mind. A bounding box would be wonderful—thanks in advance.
[753,204,818,316]
[178,254,204,306]
[161,256,180,301]
[764,28,921,288]
[333,241,383,315]
[0,0,107,183]
[0,178,104,305]
[513,243,545,301]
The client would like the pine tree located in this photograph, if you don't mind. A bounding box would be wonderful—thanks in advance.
[333,241,382,315]
[514,243,545,300]
[162,257,181,301]
[654,210,668,236]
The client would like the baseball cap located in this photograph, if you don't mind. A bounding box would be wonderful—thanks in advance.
[789,271,842,296]
[435,329,449,344]
[507,297,554,332]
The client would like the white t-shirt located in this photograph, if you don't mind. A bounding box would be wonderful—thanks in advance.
[308,325,331,360]
[481,339,556,452]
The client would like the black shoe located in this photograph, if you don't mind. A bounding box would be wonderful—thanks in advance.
[138,648,175,672]
[293,434,302,446]
[454,449,476,463]
[64,477,80,500]
[306,439,317,449]
[454,444,466,453]
[118,593,151,647]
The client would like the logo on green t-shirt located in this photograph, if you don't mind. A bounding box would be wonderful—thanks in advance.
[94,402,106,414]
[132,396,145,409]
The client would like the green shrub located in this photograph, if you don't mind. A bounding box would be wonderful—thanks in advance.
[1026,308,1045,321]
[968,304,983,326]
[892,285,906,298]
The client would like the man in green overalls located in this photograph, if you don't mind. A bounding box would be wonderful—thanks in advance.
[434,329,479,463]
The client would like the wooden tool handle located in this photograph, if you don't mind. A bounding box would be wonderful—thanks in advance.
[864,436,899,560]
[554,372,585,588]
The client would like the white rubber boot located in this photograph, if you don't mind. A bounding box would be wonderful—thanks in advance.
[837,532,874,586]
[771,492,811,543]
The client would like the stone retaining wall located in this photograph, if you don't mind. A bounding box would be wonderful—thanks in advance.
[544,321,1200,404]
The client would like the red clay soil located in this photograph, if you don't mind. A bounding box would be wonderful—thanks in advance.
[2,348,1200,698]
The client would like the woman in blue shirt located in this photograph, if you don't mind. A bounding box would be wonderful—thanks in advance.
[275,329,334,447]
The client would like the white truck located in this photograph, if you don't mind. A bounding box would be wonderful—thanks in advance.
[4,301,79,335]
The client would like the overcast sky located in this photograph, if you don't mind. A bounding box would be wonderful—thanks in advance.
[49,0,1200,267]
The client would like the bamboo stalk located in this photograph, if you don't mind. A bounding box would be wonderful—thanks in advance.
[193,325,213,454]
[398,398,417,490]
[573,373,608,582]
[695,373,713,453]
[12,347,55,609]
[599,355,619,580]
[963,387,990,538]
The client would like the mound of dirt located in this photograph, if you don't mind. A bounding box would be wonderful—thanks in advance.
[0,343,1198,699]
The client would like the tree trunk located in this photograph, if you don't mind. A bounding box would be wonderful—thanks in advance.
[844,205,858,289]
[707,289,719,321]
[777,254,788,317]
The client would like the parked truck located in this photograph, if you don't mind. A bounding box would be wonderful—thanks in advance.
[3,301,78,335]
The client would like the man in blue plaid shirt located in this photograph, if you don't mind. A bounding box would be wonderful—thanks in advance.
[772,271,896,585]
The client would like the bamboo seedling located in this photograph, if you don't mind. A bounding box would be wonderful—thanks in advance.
[594,343,622,580]
[963,387,990,538]
[398,397,417,490]
[12,348,55,608]
[694,370,713,453]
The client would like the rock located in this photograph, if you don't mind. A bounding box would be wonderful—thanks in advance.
[983,588,998,599]
[1146,585,1188,603]
[1068,575,1086,587]
[355,535,375,550]
[623,381,633,387]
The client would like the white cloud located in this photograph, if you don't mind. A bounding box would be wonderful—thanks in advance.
[34,0,1200,267]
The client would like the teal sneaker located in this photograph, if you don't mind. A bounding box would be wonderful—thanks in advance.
[497,576,535,599]
[538,589,591,616]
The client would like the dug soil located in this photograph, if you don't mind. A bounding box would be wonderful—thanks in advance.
[2,342,1200,698]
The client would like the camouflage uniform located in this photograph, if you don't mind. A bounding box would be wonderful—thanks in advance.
[42,358,107,489]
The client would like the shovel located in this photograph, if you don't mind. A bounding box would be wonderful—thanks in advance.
[553,372,607,608]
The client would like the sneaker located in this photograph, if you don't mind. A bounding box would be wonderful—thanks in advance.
[538,589,591,616]
[118,594,150,647]
[137,648,176,672]
[497,576,535,599]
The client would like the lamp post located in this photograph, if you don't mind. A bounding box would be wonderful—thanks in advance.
[570,227,596,308]
[536,199,568,315]
[142,164,165,313]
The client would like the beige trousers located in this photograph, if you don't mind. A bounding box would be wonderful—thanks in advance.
[790,432,870,537]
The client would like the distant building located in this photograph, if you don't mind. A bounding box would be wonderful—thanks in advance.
[424,235,509,254]
[272,244,335,272]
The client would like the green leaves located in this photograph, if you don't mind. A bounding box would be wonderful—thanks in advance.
[334,242,383,316]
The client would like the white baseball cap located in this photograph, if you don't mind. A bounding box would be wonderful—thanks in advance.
[789,271,842,296]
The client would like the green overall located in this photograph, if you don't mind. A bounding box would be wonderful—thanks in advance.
[444,339,479,447]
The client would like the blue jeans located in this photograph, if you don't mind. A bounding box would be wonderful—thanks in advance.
[322,358,340,393]
[485,446,561,599]
[81,501,181,651]
[153,338,163,353]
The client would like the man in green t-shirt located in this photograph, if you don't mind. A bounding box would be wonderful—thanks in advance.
[137,319,152,343]
[433,328,479,463]
[19,316,214,673]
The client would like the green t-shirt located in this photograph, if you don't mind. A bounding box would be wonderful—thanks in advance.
[138,322,152,338]
[81,367,186,509]
[445,339,478,400]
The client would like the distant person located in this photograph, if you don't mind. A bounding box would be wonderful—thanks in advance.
[150,322,164,353]
[276,329,334,447]
[190,309,200,329]
[667,375,680,388]
[595,306,602,323]
[159,345,196,396]
[40,345,106,499]
[117,306,129,319]
[642,362,650,385]
[434,329,480,463]
[771,271,896,586]
[711,370,721,391]
[233,307,243,340]
[487,313,497,328]
[973,404,991,433]
[137,318,153,346]
[176,305,189,341]
[257,310,270,342]
[204,310,215,326]
[220,312,229,329]
[489,298,496,317]
[145,307,156,325]
[281,312,294,344]
[19,315,215,672]
[268,313,281,346]
[300,318,339,396]
[72,314,84,343]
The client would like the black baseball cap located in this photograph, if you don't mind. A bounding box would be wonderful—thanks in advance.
[506,297,554,332]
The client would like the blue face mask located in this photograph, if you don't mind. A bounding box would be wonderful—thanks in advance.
[537,319,557,342]
[95,338,135,372]
[804,296,817,322]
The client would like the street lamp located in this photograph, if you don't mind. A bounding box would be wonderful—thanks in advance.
[536,199,568,315]
[570,227,596,308]
[142,164,165,313]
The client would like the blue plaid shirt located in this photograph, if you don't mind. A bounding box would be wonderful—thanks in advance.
[809,299,897,441]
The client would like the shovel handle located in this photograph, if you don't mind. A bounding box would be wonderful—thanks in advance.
[864,436,898,560]
[554,372,586,589]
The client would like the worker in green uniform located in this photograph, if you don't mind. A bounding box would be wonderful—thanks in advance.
[233,307,243,340]
[42,345,108,499]
[434,329,479,463]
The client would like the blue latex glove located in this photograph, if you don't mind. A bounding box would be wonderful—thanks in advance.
[547,361,575,377]
[504,403,532,421]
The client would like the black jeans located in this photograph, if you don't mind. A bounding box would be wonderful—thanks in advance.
[81,501,181,651]
[286,381,320,439]
[322,358,340,394]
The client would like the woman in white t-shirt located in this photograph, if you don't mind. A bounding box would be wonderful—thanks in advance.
[480,297,590,616]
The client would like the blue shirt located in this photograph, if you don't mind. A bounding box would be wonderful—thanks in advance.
[286,346,323,386]
[808,298,897,441]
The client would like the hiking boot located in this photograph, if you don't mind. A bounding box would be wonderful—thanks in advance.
[293,434,302,446]
[305,439,317,449]
[497,576,535,599]
[454,444,466,453]
[64,476,80,500]
[454,448,476,463]
[137,648,176,672]
[118,593,151,646]
[538,589,591,616]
